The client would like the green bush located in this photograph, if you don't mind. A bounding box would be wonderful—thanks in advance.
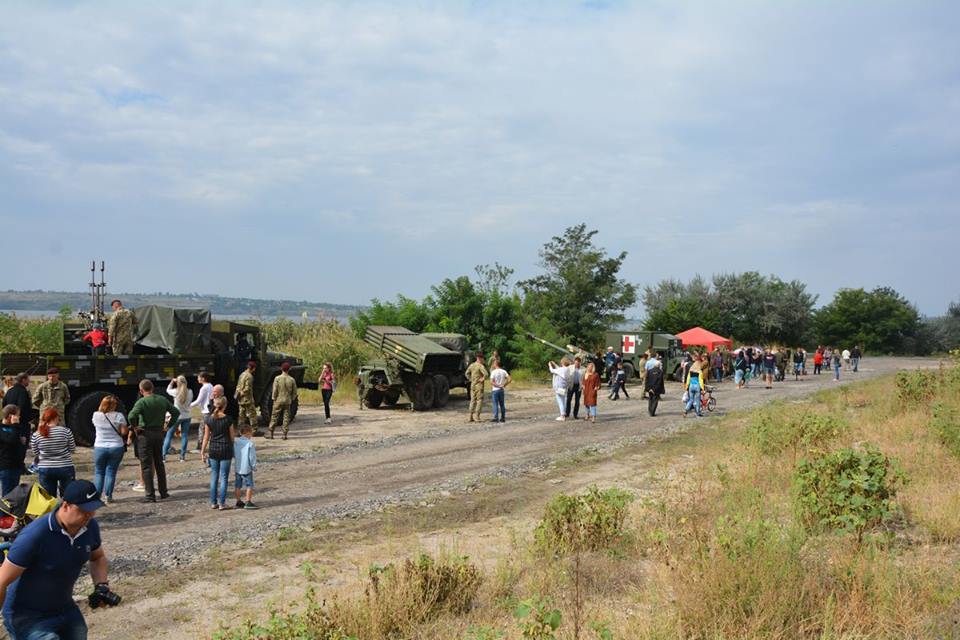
[930,402,960,458]
[794,445,905,544]
[0,312,65,353]
[895,370,938,404]
[534,486,635,554]
[213,588,356,640]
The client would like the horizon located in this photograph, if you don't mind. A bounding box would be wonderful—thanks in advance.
[2,2,958,316]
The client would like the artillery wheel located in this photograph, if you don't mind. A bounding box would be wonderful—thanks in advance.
[383,389,401,406]
[68,391,127,447]
[432,375,450,408]
[364,390,384,409]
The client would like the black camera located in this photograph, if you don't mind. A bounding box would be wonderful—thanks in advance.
[88,583,121,608]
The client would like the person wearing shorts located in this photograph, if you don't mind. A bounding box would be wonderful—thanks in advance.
[233,424,258,510]
[762,350,777,389]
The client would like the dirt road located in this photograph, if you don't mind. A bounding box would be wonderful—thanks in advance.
[67,358,936,638]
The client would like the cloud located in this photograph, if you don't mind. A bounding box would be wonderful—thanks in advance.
[0,1,958,314]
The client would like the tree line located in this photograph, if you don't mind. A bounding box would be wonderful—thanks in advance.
[350,224,958,368]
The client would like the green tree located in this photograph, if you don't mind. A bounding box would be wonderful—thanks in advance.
[814,287,920,353]
[519,224,637,347]
[349,295,433,338]
[428,276,520,361]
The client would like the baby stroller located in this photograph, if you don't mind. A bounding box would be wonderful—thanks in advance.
[0,482,59,554]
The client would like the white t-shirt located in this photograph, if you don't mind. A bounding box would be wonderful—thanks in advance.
[166,382,194,416]
[93,411,127,448]
[490,368,509,389]
[842,349,851,360]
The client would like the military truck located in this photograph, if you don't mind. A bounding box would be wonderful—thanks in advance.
[0,305,314,445]
[356,326,470,411]
[602,330,684,381]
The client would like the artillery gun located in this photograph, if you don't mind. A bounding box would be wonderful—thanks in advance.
[523,332,604,372]
[356,326,470,411]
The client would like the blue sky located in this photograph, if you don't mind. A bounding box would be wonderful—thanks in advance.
[1,1,957,315]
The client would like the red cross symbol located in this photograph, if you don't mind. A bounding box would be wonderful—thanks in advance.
[622,335,636,354]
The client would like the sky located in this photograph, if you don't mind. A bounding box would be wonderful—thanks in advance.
[1,1,958,316]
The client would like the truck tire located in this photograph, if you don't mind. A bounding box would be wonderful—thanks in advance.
[623,362,636,380]
[364,390,384,409]
[405,376,434,411]
[67,391,127,447]
[260,390,302,423]
[383,389,401,406]
[432,375,450,408]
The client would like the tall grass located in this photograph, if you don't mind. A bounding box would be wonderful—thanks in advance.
[0,312,64,353]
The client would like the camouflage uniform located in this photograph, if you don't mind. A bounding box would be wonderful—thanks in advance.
[269,372,298,438]
[464,361,488,422]
[32,380,71,417]
[234,369,258,431]
[108,307,138,356]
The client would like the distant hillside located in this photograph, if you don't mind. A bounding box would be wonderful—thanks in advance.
[0,290,364,319]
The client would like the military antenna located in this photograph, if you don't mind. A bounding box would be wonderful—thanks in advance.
[89,260,106,324]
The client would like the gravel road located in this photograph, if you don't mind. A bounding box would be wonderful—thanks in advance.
[83,357,936,579]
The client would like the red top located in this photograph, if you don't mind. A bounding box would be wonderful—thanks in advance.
[320,370,335,391]
[82,329,107,348]
[813,351,824,364]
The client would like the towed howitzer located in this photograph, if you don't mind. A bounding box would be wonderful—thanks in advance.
[523,332,604,371]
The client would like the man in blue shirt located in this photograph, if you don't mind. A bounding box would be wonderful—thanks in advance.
[0,479,114,639]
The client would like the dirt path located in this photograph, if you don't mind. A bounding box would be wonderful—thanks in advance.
[70,358,937,638]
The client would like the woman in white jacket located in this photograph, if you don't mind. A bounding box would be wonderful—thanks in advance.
[548,358,571,421]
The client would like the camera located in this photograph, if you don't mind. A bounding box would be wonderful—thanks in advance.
[88,583,121,608]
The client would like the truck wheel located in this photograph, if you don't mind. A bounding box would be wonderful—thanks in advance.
[259,391,303,422]
[67,391,127,447]
[364,390,384,409]
[384,389,401,406]
[623,362,636,380]
[432,375,450,408]
[407,376,434,411]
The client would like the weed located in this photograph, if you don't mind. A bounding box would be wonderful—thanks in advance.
[534,486,635,554]
[463,626,505,640]
[746,404,847,459]
[514,596,562,640]
[794,444,905,544]
[930,402,960,457]
[895,370,938,404]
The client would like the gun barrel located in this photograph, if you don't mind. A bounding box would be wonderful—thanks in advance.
[523,331,572,356]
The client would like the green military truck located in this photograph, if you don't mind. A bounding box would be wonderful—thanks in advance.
[0,305,314,445]
[356,325,470,411]
[602,330,684,381]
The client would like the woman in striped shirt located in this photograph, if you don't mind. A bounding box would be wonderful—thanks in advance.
[31,407,76,498]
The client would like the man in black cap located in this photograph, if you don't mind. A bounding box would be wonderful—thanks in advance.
[0,479,118,638]
[32,368,70,420]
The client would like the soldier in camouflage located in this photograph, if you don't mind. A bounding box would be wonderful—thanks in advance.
[234,360,263,437]
[107,299,138,356]
[269,362,297,440]
[32,367,71,417]
[464,354,488,422]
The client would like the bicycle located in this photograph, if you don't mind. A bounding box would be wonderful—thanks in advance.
[700,385,717,413]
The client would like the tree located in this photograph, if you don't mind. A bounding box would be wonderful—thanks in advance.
[519,224,637,348]
[814,287,920,353]
[349,295,433,338]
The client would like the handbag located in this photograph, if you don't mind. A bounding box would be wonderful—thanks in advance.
[103,413,129,452]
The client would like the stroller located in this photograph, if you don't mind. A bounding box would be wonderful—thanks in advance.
[0,482,59,554]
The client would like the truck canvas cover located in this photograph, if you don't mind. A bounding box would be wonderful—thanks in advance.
[134,305,211,354]
[421,333,469,353]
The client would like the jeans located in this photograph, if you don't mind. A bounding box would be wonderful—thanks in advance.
[321,388,333,419]
[4,603,87,640]
[0,468,21,497]
[38,466,75,498]
[586,405,597,418]
[491,388,506,421]
[92,446,125,499]
[834,365,841,380]
[565,384,581,418]
[734,369,744,385]
[715,367,723,382]
[163,418,191,460]
[852,357,860,372]
[209,457,232,506]
[684,387,702,416]
[555,392,567,415]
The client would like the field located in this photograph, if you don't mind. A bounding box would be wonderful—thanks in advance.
[58,356,959,639]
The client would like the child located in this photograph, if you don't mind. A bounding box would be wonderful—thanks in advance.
[82,323,108,356]
[234,424,258,509]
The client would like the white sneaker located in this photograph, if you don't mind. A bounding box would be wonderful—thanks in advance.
[555,416,565,421]
[132,483,145,492]
[324,418,332,425]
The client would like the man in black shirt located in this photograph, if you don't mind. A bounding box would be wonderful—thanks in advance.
[1,374,32,428]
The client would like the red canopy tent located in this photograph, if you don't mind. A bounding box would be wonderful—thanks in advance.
[676,326,733,351]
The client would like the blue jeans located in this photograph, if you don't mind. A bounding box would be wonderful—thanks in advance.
[0,468,21,497]
[92,446,125,499]
[834,364,841,380]
[38,466,75,498]
[163,418,191,460]
[4,603,87,639]
[685,387,702,416]
[209,457,232,506]
[851,357,859,372]
[491,388,506,421]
